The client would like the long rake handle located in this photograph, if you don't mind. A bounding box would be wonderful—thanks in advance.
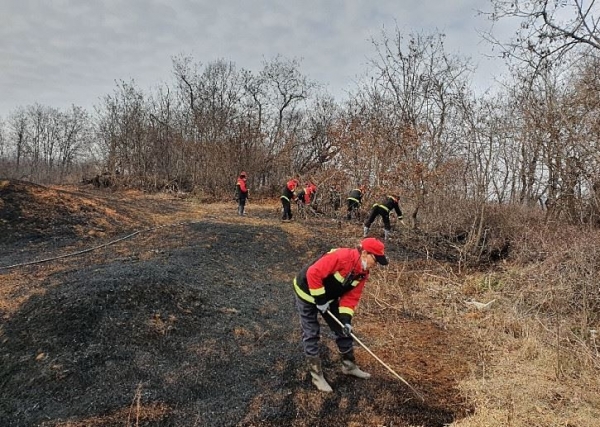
[326,309,425,402]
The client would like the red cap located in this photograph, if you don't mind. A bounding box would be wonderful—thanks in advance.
[240,171,247,177]
[361,237,388,265]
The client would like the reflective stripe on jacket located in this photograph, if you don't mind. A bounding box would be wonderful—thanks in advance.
[374,195,403,219]
[294,248,369,322]
[347,188,363,204]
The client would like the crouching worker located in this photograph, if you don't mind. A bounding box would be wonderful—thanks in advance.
[293,237,388,392]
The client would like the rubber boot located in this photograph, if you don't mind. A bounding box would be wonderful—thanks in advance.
[341,351,371,379]
[307,355,333,392]
[363,226,369,237]
[384,229,390,241]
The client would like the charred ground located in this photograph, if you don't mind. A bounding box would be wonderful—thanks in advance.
[1,180,477,426]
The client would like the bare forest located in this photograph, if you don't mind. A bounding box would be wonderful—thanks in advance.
[2,2,600,425]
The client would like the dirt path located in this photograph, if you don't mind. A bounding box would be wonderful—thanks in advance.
[1,183,475,426]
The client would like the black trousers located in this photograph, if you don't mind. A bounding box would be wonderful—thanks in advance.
[237,196,247,215]
[281,198,293,220]
[364,206,391,230]
[294,295,353,357]
[347,200,360,220]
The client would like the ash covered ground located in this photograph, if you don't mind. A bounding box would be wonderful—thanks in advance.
[1,181,474,426]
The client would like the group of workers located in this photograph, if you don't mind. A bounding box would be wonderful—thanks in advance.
[236,171,404,236]
[234,170,403,393]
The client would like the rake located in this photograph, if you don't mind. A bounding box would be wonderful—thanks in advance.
[326,309,425,402]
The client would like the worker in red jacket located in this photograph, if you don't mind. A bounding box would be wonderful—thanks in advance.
[304,182,317,205]
[296,181,318,215]
[235,171,249,216]
[293,237,388,392]
[281,175,300,221]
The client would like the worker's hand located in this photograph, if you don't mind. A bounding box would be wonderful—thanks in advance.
[316,302,330,313]
[342,323,353,337]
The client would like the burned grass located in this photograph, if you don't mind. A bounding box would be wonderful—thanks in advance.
[1,181,475,426]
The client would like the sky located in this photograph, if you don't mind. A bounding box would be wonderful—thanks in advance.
[0,0,512,119]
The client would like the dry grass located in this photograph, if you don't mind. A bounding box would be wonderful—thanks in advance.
[4,183,600,425]
[366,208,600,426]
[452,313,600,427]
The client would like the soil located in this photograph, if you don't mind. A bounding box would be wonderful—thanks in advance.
[0,180,478,427]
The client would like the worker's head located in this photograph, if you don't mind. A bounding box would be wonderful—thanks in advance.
[360,237,388,269]
[240,171,247,178]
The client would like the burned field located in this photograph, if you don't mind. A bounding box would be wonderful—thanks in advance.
[1,181,475,426]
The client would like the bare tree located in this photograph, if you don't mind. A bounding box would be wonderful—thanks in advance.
[483,0,600,76]
[292,93,341,174]
[56,106,92,181]
[7,108,29,178]
[0,118,6,161]
[361,28,474,226]
[256,55,315,179]
[95,80,149,187]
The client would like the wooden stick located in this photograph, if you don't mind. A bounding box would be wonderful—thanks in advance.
[325,310,425,402]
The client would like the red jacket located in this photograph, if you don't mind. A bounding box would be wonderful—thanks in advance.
[293,247,369,324]
[236,177,248,198]
[304,183,317,204]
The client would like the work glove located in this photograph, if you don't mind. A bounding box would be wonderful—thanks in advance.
[342,323,353,337]
[316,301,330,313]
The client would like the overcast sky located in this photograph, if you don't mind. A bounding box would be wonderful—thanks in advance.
[0,0,511,119]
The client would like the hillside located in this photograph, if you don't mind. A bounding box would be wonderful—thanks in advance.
[1,180,598,426]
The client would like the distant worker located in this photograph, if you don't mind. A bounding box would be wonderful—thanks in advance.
[363,194,403,240]
[281,175,300,221]
[329,185,341,211]
[293,237,389,392]
[235,171,249,216]
[346,185,365,221]
[304,181,317,205]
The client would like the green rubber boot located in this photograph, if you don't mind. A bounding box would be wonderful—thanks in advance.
[307,355,333,392]
[341,351,371,379]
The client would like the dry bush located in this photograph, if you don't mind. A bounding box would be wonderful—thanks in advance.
[505,227,600,334]
[454,309,600,427]
[452,222,600,426]
[404,198,545,267]
[365,204,600,426]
